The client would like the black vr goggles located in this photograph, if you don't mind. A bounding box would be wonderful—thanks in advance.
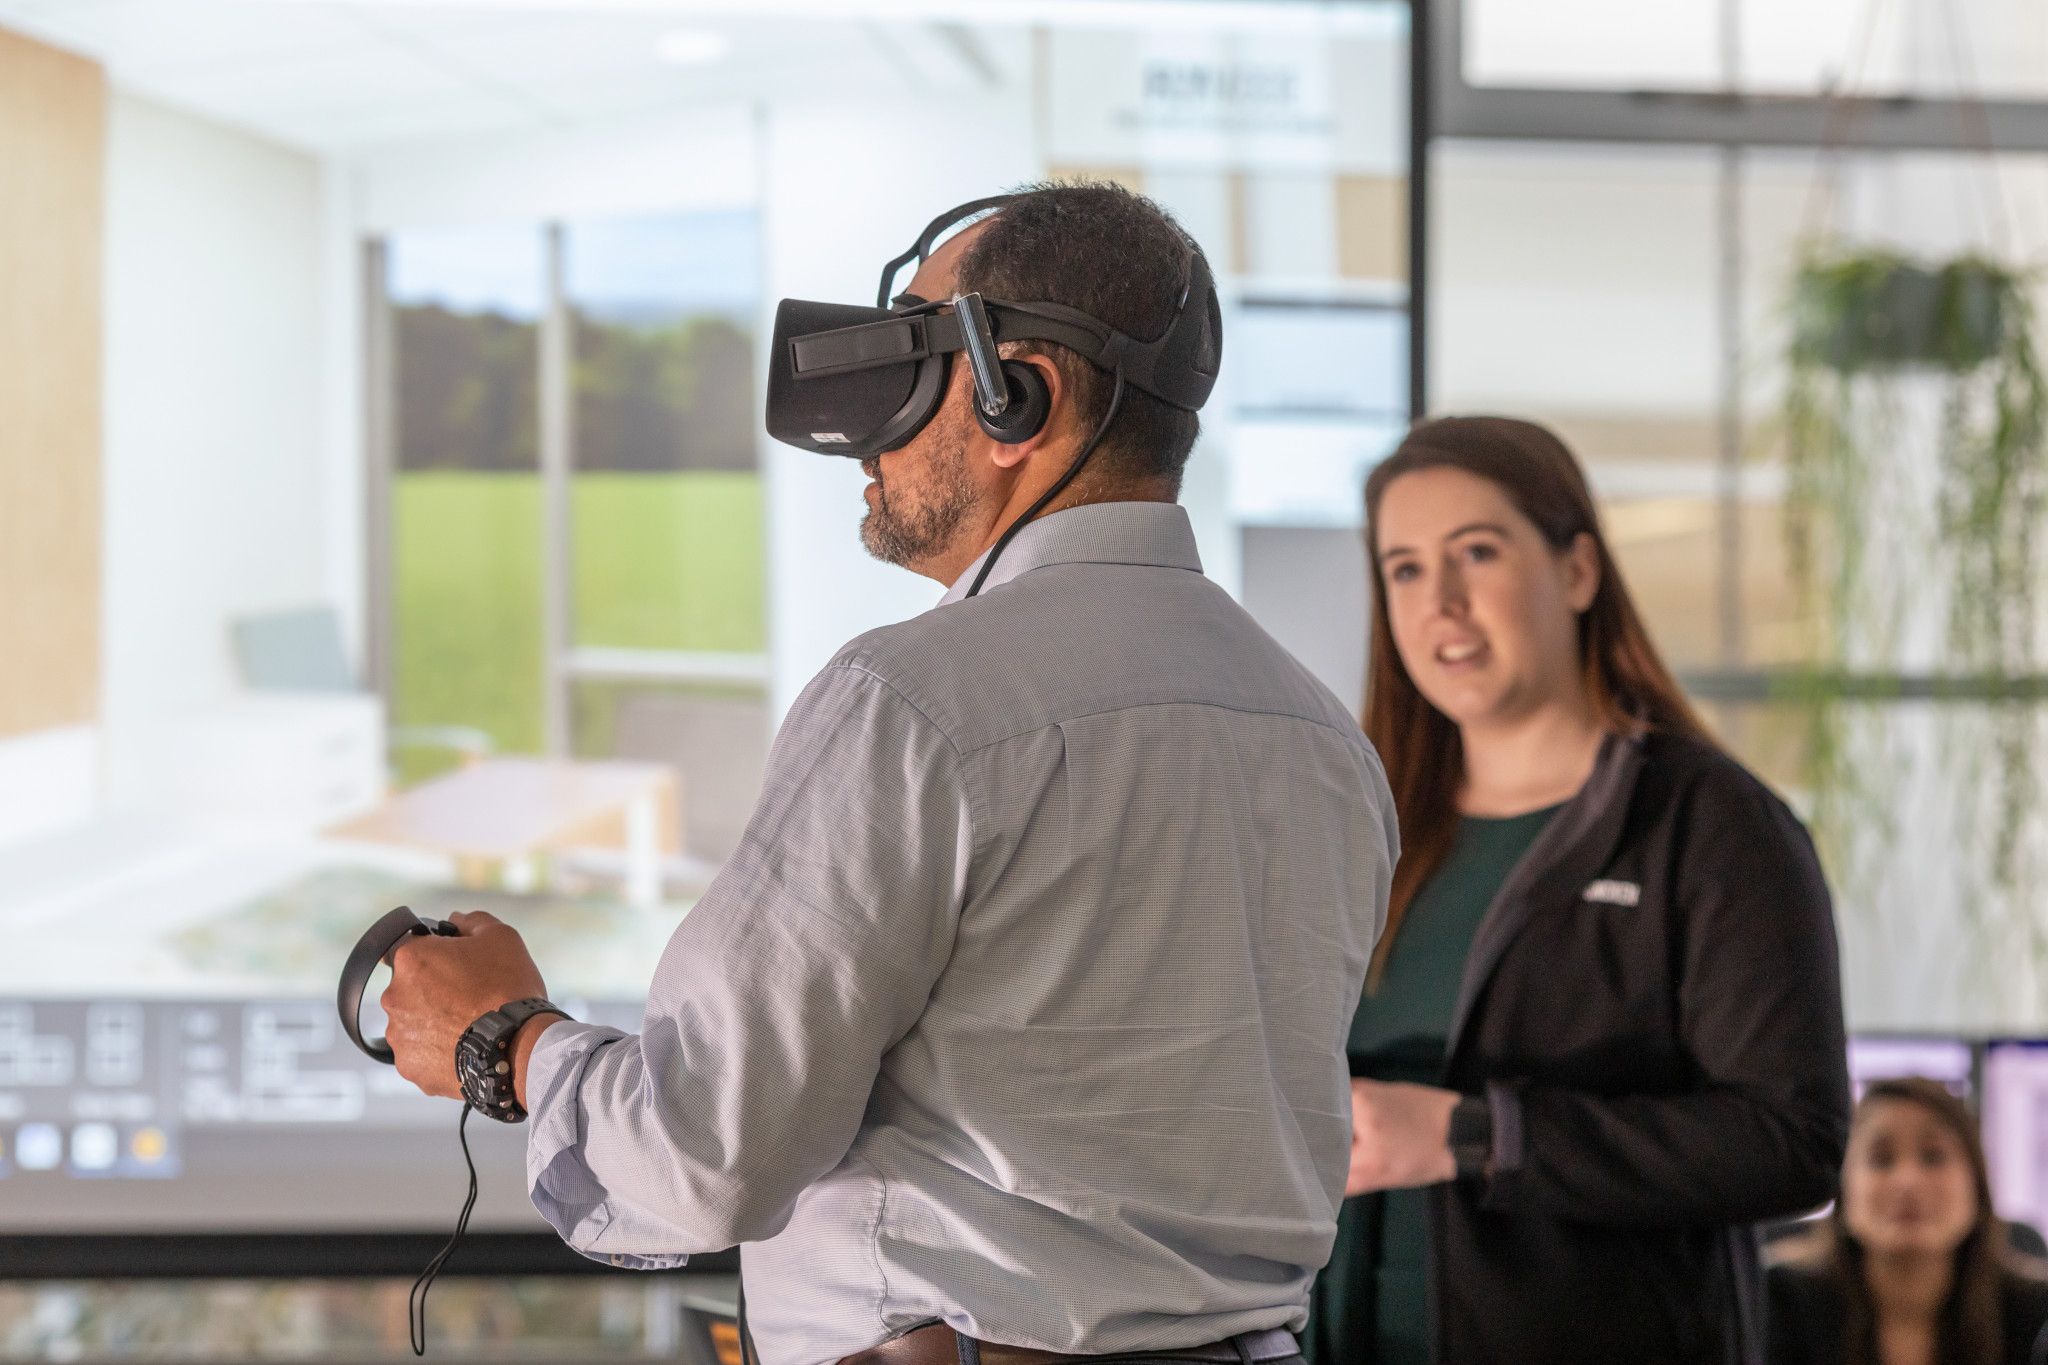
[766,193,1222,458]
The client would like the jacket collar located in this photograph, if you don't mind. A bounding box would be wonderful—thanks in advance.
[1444,727,1649,1059]
[938,501,1203,605]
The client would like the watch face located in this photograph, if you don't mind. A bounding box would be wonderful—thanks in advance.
[455,1034,489,1075]
[456,1031,523,1120]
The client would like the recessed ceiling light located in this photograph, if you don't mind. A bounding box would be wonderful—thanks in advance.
[657,28,730,65]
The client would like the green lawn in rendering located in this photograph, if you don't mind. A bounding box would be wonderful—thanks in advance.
[392,470,765,781]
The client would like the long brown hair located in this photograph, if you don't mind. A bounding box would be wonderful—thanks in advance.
[1789,1078,2015,1364]
[1362,416,1713,978]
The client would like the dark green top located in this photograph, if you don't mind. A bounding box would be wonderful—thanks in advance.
[1303,804,1561,1365]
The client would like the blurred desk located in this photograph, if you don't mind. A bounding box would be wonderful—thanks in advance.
[677,1272,742,1365]
[329,757,679,907]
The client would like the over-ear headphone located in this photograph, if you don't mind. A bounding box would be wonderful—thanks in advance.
[952,288,1051,445]
[976,361,1052,443]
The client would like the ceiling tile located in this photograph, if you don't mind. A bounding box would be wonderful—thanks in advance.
[22,0,365,72]
[0,0,999,151]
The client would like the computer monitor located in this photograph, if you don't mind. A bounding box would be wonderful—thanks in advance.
[1980,1039,2048,1236]
[1848,1034,1977,1102]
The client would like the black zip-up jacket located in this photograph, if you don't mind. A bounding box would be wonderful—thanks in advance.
[1766,1259,2048,1364]
[1427,729,1851,1364]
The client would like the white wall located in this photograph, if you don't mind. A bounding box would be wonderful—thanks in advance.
[319,157,366,673]
[100,93,332,806]
[350,105,757,234]
[0,727,99,846]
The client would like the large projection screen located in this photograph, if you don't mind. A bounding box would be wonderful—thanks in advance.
[0,820,668,1234]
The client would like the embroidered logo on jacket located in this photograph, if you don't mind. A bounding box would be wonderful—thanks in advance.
[1583,879,1642,907]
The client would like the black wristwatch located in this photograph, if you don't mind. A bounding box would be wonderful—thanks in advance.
[1448,1094,1495,1179]
[456,997,569,1123]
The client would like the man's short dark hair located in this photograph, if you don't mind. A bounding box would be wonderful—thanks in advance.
[953,180,1206,493]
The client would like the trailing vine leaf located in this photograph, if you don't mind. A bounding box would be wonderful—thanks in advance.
[1781,243,2048,897]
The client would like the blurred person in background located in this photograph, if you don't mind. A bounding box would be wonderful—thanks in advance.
[1768,1077,2048,1365]
[1302,416,1852,1364]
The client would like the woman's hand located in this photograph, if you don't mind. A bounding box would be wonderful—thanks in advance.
[1347,1078,1461,1196]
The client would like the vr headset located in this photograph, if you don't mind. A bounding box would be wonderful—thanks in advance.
[766,193,1222,458]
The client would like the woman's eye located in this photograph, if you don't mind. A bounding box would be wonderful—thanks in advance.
[1463,542,1498,563]
[1388,562,1420,584]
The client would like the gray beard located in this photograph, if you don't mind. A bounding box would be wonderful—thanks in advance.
[859,428,981,569]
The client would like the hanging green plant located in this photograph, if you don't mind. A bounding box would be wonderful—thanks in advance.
[1790,250,2015,373]
[1780,241,2048,885]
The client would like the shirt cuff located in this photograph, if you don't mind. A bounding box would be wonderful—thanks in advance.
[522,1020,689,1271]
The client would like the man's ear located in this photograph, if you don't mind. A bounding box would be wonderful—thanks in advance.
[984,353,1065,471]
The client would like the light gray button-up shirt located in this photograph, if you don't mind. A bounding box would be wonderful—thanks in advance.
[525,500,1396,1365]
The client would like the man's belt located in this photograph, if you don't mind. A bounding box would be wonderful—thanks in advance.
[837,1324,1302,1365]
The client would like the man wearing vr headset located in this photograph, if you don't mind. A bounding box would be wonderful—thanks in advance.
[379,183,1396,1365]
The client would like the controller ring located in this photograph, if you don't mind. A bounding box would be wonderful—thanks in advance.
[338,905,459,1064]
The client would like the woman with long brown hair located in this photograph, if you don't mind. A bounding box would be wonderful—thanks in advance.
[1302,416,1852,1364]
[1769,1078,2048,1365]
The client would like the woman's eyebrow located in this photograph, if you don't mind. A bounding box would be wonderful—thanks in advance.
[1379,521,1510,563]
[1445,521,1510,541]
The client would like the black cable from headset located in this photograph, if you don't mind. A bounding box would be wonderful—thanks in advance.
[964,369,1128,600]
[410,1102,480,1357]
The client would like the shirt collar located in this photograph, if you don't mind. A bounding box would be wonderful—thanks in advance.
[938,501,1204,605]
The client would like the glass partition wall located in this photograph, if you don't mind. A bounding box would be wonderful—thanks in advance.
[1432,0,2048,1030]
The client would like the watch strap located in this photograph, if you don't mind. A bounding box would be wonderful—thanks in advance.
[493,997,568,1036]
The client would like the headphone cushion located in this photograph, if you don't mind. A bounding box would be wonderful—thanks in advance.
[980,360,1052,443]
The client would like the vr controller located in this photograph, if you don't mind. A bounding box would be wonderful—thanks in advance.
[338,905,460,1064]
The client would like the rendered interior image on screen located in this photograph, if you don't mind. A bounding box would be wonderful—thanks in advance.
[0,207,766,1238]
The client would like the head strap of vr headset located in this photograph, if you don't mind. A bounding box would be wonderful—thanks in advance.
[869,193,1219,414]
